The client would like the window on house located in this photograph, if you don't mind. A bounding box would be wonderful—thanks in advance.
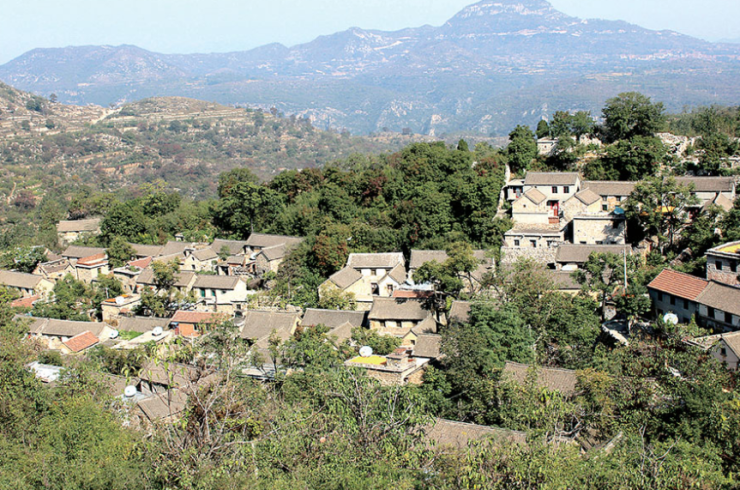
[721,347,728,357]
[602,204,608,211]
[708,307,715,319]
[530,240,537,248]
[514,239,520,247]
[726,312,733,324]
[200,289,206,298]
[211,290,216,297]
[612,221,620,229]
[658,292,663,301]
[716,261,723,271]
[371,283,379,296]
[602,196,608,202]
[731,262,737,273]
[387,284,394,295]
[683,299,689,310]
[563,186,570,193]
[670,295,675,306]
[552,186,558,194]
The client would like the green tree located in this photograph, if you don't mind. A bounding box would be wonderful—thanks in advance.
[106,236,136,268]
[599,136,666,180]
[507,125,537,173]
[536,119,550,139]
[602,92,666,142]
[317,285,357,310]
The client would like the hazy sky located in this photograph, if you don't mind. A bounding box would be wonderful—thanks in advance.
[2,0,739,64]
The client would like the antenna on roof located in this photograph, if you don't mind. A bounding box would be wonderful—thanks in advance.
[359,346,373,357]
[124,386,137,398]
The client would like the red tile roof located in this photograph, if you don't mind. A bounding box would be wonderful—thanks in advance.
[170,311,225,325]
[10,295,40,308]
[63,331,100,353]
[77,253,107,267]
[128,257,152,269]
[647,269,709,301]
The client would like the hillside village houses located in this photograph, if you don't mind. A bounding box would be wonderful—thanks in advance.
[56,217,101,246]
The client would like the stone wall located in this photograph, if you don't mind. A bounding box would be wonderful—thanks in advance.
[500,246,558,266]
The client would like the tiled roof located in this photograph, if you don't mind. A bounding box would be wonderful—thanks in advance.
[260,244,287,261]
[127,257,152,269]
[137,390,188,422]
[674,176,736,193]
[721,332,740,357]
[424,419,526,449]
[193,275,241,290]
[139,361,199,387]
[384,263,407,284]
[56,218,101,233]
[523,188,546,205]
[548,271,580,290]
[524,172,579,186]
[448,300,471,324]
[413,334,442,359]
[10,295,40,308]
[62,246,106,259]
[0,270,43,289]
[505,223,565,235]
[192,248,218,261]
[503,361,579,396]
[328,266,363,289]
[136,269,195,288]
[409,250,449,270]
[301,308,367,329]
[117,316,168,333]
[346,253,405,269]
[170,311,226,325]
[555,244,632,264]
[704,193,734,212]
[238,310,300,341]
[129,243,164,257]
[76,252,107,267]
[647,269,709,301]
[368,298,432,321]
[582,181,637,197]
[695,281,740,317]
[246,233,303,249]
[63,331,100,353]
[211,238,249,255]
[34,318,108,338]
[158,241,193,257]
[574,188,601,205]
[392,290,433,299]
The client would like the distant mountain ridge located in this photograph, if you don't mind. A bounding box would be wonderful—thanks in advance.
[2,0,740,135]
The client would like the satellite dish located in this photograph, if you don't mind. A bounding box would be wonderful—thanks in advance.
[115,296,125,306]
[359,346,373,357]
[614,206,626,215]
[123,386,137,398]
[663,313,679,325]
[109,330,119,339]
[152,326,163,337]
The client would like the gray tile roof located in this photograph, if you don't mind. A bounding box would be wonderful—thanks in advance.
[524,172,579,186]
[192,248,218,261]
[582,181,637,197]
[62,246,106,259]
[193,275,241,290]
[385,263,408,284]
[574,188,601,205]
[117,316,168,333]
[138,362,199,387]
[409,250,449,270]
[328,266,363,289]
[346,253,405,269]
[137,390,188,422]
[0,270,44,289]
[503,361,579,396]
[136,269,196,289]
[159,241,193,257]
[211,238,249,255]
[413,334,442,359]
[523,188,546,205]
[548,271,580,290]
[238,310,300,341]
[129,243,164,257]
[368,298,432,321]
[555,244,632,264]
[448,301,471,324]
[301,309,367,329]
[260,244,287,261]
[674,176,736,193]
[246,233,303,249]
[696,281,740,317]
[32,318,108,338]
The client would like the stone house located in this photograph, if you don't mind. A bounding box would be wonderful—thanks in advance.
[320,253,407,310]
[0,270,54,298]
[135,269,197,295]
[238,310,301,345]
[504,178,525,201]
[56,218,101,246]
[522,172,581,208]
[582,181,636,212]
[408,249,494,293]
[61,246,107,266]
[26,317,114,351]
[169,310,229,338]
[674,176,736,209]
[647,269,707,325]
[695,281,740,332]
[72,252,110,283]
[182,247,219,273]
[345,347,430,386]
[254,244,292,274]
[705,241,740,286]
[503,223,567,250]
[688,331,740,371]
[367,297,437,343]
[412,334,443,361]
[137,361,200,395]
[246,233,303,254]
[554,244,633,271]
[112,257,151,293]
[192,275,251,314]
[34,258,74,282]
[423,418,527,450]
[100,294,141,322]
[211,238,250,256]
